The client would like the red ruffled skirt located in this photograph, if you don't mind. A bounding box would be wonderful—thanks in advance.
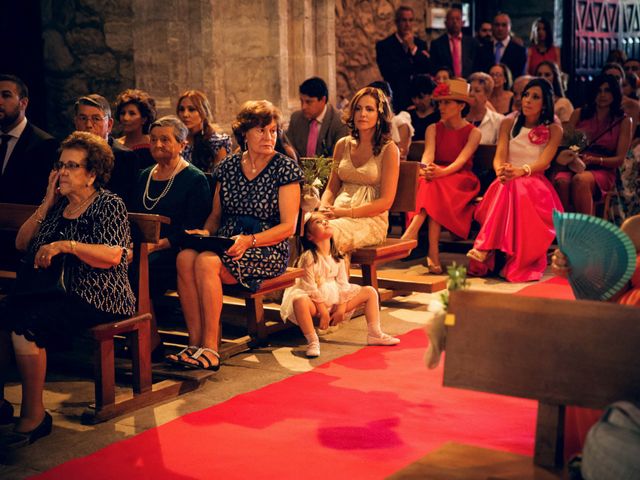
[469,173,563,282]
[407,170,480,239]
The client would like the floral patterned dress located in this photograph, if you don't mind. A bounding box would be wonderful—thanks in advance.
[212,152,303,291]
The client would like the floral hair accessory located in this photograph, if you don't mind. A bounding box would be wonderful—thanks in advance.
[433,83,451,98]
[528,124,550,145]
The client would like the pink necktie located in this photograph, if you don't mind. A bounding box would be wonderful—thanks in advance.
[306,119,319,157]
[452,36,461,78]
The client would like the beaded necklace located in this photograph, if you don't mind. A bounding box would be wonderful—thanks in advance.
[143,160,182,211]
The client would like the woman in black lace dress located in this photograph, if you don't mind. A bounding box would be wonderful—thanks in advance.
[171,100,302,371]
[0,132,136,448]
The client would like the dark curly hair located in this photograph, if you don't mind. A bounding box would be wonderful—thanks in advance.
[115,89,157,134]
[231,100,281,149]
[342,87,393,156]
[59,131,114,188]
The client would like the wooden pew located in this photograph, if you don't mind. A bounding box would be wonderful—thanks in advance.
[350,161,447,296]
[0,203,200,424]
[218,267,304,359]
[407,141,425,161]
[446,290,640,469]
[472,144,497,198]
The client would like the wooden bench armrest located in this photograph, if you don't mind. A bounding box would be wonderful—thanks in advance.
[223,267,304,298]
[89,313,152,340]
[351,239,417,263]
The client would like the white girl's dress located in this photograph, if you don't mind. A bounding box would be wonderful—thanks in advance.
[280,250,361,324]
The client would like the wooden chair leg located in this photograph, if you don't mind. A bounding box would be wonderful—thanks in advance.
[94,337,115,409]
[130,321,152,395]
[361,264,379,294]
[534,402,565,468]
[246,297,267,343]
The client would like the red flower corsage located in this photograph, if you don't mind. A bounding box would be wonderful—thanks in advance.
[528,125,550,145]
[433,83,450,98]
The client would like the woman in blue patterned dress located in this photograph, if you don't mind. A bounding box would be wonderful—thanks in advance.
[0,132,136,447]
[177,90,232,172]
[172,100,303,370]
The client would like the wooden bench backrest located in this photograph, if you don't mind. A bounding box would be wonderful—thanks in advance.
[472,144,497,195]
[407,141,425,161]
[390,161,420,213]
[0,203,37,231]
[446,290,640,409]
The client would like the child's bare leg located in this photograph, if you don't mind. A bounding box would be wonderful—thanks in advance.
[293,297,320,357]
[344,286,400,346]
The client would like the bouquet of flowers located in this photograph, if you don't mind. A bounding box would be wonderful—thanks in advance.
[299,156,332,211]
[557,127,588,173]
[424,262,469,369]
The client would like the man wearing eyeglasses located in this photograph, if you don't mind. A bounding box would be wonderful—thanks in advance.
[0,74,58,205]
[74,94,138,206]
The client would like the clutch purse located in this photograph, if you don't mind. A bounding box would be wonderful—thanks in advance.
[178,232,235,256]
[12,254,71,301]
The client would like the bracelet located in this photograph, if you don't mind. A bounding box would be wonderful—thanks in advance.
[250,234,257,248]
[69,240,77,254]
[600,157,604,166]
[522,164,532,177]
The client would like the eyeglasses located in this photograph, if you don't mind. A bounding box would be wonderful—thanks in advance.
[54,161,86,171]
[76,114,107,124]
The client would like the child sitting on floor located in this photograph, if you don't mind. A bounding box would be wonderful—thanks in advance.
[280,212,400,357]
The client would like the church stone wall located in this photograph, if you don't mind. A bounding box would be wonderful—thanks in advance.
[40,0,135,140]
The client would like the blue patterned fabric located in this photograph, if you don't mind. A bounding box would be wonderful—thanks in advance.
[212,153,303,291]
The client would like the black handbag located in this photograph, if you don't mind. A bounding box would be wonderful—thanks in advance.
[12,254,72,301]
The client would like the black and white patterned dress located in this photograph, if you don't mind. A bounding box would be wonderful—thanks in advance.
[1,190,136,348]
[212,152,303,291]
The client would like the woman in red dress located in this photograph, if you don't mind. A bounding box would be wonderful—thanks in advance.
[402,79,481,273]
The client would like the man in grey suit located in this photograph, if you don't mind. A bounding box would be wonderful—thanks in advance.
[286,77,348,158]
[429,8,480,79]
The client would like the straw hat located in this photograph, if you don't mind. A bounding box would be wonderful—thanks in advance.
[432,79,471,104]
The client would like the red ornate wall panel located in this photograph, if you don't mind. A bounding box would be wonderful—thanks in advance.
[565,0,640,102]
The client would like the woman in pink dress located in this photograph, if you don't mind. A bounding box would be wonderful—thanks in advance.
[402,79,481,273]
[467,78,563,282]
[552,74,632,215]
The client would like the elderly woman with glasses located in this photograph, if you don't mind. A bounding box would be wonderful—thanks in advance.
[173,100,302,371]
[0,132,137,448]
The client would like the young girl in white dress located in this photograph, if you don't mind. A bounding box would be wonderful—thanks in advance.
[280,212,400,357]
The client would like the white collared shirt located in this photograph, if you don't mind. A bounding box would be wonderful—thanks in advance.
[1,116,27,174]
[314,104,328,126]
[477,109,505,145]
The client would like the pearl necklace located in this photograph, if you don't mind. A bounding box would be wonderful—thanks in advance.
[64,190,98,218]
[143,160,182,211]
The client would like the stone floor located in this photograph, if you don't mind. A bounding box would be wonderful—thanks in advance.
[0,252,555,479]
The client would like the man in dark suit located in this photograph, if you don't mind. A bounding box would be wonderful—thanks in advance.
[0,74,58,205]
[429,8,481,79]
[74,94,139,207]
[287,77,348,159]
[376,6,431,112]
[477,12,527,78]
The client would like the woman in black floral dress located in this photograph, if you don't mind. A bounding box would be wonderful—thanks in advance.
[171,100,302,370]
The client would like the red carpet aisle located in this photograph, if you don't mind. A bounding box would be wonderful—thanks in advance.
[515,275,575,300]
[36,330,538,480]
